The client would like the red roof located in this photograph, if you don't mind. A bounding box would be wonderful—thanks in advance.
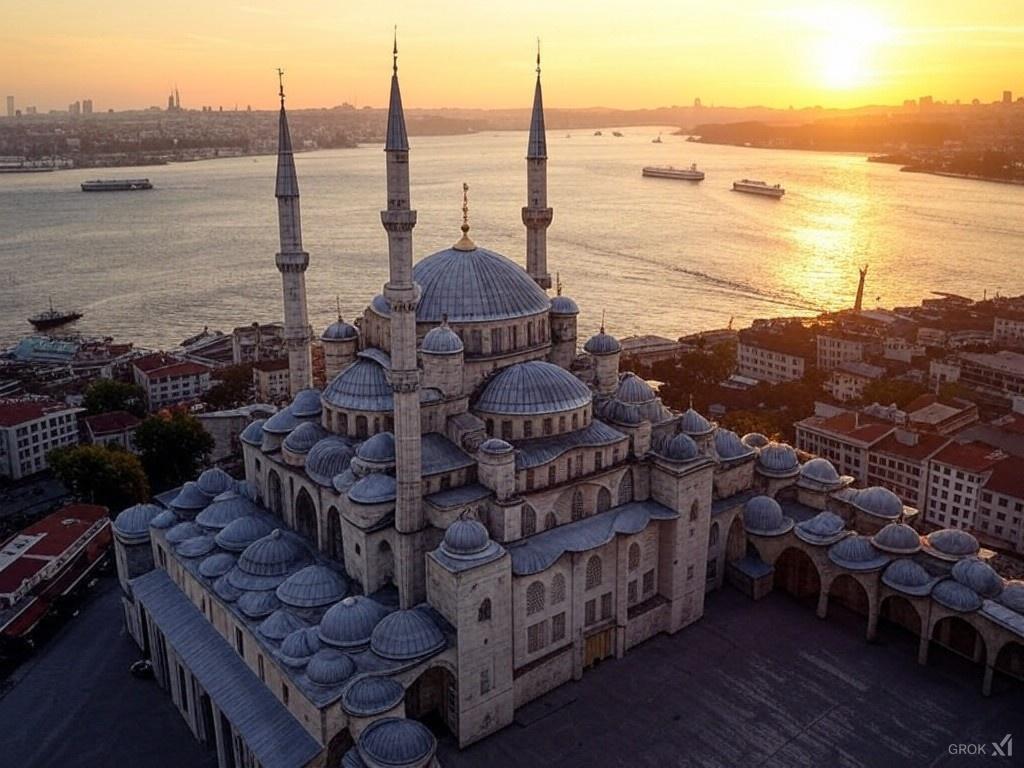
[799,412,893,444]
[932,441,1006,474]
[0,398,73,428]
[84,410,141,435]
[0,557,48,597]
[133,353,210,379]
[19,504,109,557]
[873,431,950,462]
[984,456,1024,498]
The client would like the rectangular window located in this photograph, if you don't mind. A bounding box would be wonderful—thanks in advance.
[527,620,547,653]
[526,470,534,491]
[258,655,265,682]
[234,627,244,656]
[543,418,553,435]
[585,599,596,625]
[523,420,533,438]
[551,612,566,642]
[627,580,638,605]
[282,683,289,706]
[480,667,491,695]
[642,569,655,595]
[501,421,513,440]
[548,465,557,485]
[595,451,603,470]
[178,665,190,714]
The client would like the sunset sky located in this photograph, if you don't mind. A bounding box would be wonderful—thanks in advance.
[4,0,1023,112]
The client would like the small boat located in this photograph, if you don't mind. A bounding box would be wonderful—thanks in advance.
[612,131,624,137]
[642,163,704,181]
[652,134,663,144]
[732,179,785,198]
[81,178,153,192]
[593,131,603,136]
[565,133,571,139]
[28,298,83,329]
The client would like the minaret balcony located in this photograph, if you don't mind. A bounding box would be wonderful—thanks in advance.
[275,251,310,272]
[381,209,417,230]
[521,207,553,227]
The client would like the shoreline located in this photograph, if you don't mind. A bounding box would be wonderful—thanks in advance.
[899,168,1024,187]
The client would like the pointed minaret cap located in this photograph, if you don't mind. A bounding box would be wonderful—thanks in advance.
[453,183,476,251]
[527,39,547,159]
[385,28,410,152]
[275,68,300,198]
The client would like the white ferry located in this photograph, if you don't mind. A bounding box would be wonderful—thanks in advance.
[732,179,784,198]
[642,163,704,181]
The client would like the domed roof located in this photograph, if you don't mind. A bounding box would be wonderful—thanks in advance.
[114,503,162,542]
[584,329,621,356]
[198,552,237,579]
[239,418,266,446]
[283,421,329,455]
[951,557,1003,598]
[872,522,921,554]
[333,469,358,494]
[828,534,889,570]
[680,408,714,435]
[794,511,847,545]
[408,244,551,323]
[357,432,396,463]
[479,438,514,455]
[799,458,842,489]
[757,443,799,476]
[882,558,936,596]
[323,359,393,412]
[997,581,1024,613]
[170,481,211,512]
[263,406,303,435]
[322,318,358,341]
[166,521,204,545]
[238,589,283,619]
[214,574,243,602]
[662,433,699,462]
[371,609,446,661]
[600,399,642,426]
[150,508,179,530]
[319,596,390,649]
[741,432,770,449]
[850,487,903,520]
[196,467,235,497]
[276,565,349,609]
[923,528,980,561]
[421,324,464,355]
[616,373,655,404]
[291,388,323,418]
[258,609,308,641]
[743,496,793,536]
[714,429,753,461]
[176,535,216,559]
[230,530,310,590]
[342,676,405,717]
[549,295,579,315]
[358,718,436,768]
[306,648,356,687]
[475,361,591,416]
[215,515,274,553]
[348,473,397,505]
[441,519,491,557]
[278,627,321,667]
[195,491,258,530]
[306,437,356,487]
[932,579,983,612]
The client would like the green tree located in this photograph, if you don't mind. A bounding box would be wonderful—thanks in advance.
[135,411,215,491]
[204,363,254,409]
[83,378,147,418]
[859,379,927,408]
[48,444,150,512]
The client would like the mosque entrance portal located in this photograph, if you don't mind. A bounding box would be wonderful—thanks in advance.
[406,665,458,738]
[584,627,615,668]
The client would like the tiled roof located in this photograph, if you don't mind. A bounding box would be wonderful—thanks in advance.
[0,398,74,427]
[872,432,950,462]
[983,456,1024,498]
[933,441,1005,474]
[796,412,893,445]
[84,410,141,435]
[133,353,210,378]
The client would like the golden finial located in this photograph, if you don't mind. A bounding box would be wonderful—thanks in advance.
[454,182,476,250]
[600,309,606,333]
[393,26,398,75]
[336,295,342,322]
[277,68,285,107]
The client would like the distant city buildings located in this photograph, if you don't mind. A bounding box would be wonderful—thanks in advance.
[5,95,13,118]
[232,322,286,364]
[0,398,82,480]
[131,352,212,411]
[252,358,290,402]
[82,410,142,453]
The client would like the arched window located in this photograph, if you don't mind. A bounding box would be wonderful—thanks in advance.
[571,490,584,521]
[486,418,494,436]
[526,581,545,616]
[521,505,536,537]
[709,521,720,548]
[690,500,699,522]
[572,413,579,430]
[551,573,566,604]
[545,511,557,530]
[355,415,368,438]
[597,487,611,514]
[617,469,633,505]
[628,542,641,571]
[548,465,557,485]
[478,598,492,622]
[585,555,602,590]
[327,506,343,561]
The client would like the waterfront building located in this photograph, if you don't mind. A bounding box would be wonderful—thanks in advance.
[83,410,142,453]
[816,331,882,371]
[824,360,885,402]
[0,398,82,480]
[977,457,1024,554]
[994,314,1024,348]
[736,327,811,383]
[132,353,213,412]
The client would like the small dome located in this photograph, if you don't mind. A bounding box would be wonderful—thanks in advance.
[276,565,349,609]
[196,491,258,530]
[741,432,770,449]
[714,429,753,460]
[421,325,464,355]
[951,557,1003,598]
[549,295,579,316]
[932,579,982,613]
[333,469,358,494]
[342,676,406,717]
[198,552,237,579]
[284,421,330,455]
[239,418,266,446]
[794,511,847,545]
[828,534,889,570]
[442,519,491,557]
[166,521,204,545]
[370,609,445,661]
[851,487,904,520]
[214,575,243,602]
[924,529,980,561]
[323,358,393,412]
[370,294,391,316]
[600,399,642,426]
[358,718,436,768]
[743,496,791,536]
[114,503,162,542]
[882,558,936,595]
[306,437,356,487]
[215,516,274,553]
[291,388,323,418]
[997,581,1024,613]
[262,406,302,435]
[150,508,179,530]
[872,522,921,554]
[479,438,513,455]
[322,318,358,341]
[357,432,396,463]
[258,609,308,641]
[348,473,397,505]
[662,433,699,462]
[799,458,842,488]
[680,408,713,435]
[170,481,211,512]
[176,535,216,558]
[238,589,283,619]
[196,467,235,497]
[319,596,390,649]
[616,373,655,404]
[236,479,260,502]
[584,330,621,356]
[306,648,356,687]
[757,443,799,476]
[230,530,310,590]
[475,361,592,416]
[278,627,322,667]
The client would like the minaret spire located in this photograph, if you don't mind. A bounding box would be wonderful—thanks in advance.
[523,40,552,289]
[274,69,313,394]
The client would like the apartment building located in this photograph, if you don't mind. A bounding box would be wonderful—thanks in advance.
[0,398,83,480]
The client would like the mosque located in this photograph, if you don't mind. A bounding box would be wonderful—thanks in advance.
[111,42,1024,768]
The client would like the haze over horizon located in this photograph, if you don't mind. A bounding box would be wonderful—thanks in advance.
[4,0,1024,114]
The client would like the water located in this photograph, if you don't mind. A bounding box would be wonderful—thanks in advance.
[2,127,1023,349]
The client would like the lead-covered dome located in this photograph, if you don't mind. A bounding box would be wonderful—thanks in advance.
[195,490,258,530]
[616,373,655,404]
[114,503,162,543]
[662,433,699,462]
[872,522,921,554]
[319,595,391,649]
[998,581,1024,613]
[479,438,514,455]
[238,589,282,619]
[170,481,211,513]
[757,443,800,476]
[549,295,579,316]
[263,406,303,435]
[215,515,274,553]
[278,626,322,667]
[199,552,237,579]
[196,467,235,497]
[258,609,307,641]
[358,718,436,768]
[323,359,393,412]
[714,429,754,461]
[742,432,770,449]
[166,521,204,545]
[584,329,621,356]
[306,648,356,687]
[932,579,983,612]
[923,529,980,561]
[291,388,323,418]
[357,432,396,464]
[276,565,349,609]
[176,535,216,558]
[798,458,845,490]
[322,318,358,341]
[229,530,310,590]
[882,558,936,596]
[240,418,266,446]
[680,408,714,436]
[794,511,847,545]
[421,324,464,355]
[475,361,591,416]
[951,557,1003,598]
[342,676,405,717]
[850,487,903,520]
[440,519,495,560]
[284,421,329,456]
[828,534,889,570]
[371,609,446,661]
[349,473,397,505]
[743,496,793,536]
[306,437,356,487]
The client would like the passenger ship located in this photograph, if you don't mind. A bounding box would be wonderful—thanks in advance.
[642,163,705,181]
[80,178,153,192]
[732,179,784,198]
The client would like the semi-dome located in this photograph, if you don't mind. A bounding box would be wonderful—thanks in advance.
[475,361,591,416]
[358,718,436,768]
[828,534,889,570]
[421,324,464,355]
[238,589,283,619]
[370,609,446,661]
[872,522,921,554]
[278,627,322,667]
[743,496,793,536]
[799,458,843,489]
[322,318,358,341]
[114,503,162,542]
[549,295,579,315]
[230,530,310,590]
[741,432,770,449]
[479,438,513,455]
[882,558,936,596]
[714,429,753,460]
[357,432,396,464]
[794,511,847,545]
[850,487,903,520]
[214,574,243,602]
[196,467,235,497]
[215,515,274,553]
[319,596,390,649]
[196,491,258,530]
[662,433,699,462]
[176,535,216,559]
[441,519,494,559]
[757,443,800,476]
[680,408,714,436]
[997,581,1024,613]
[923,529,980,561]
[306,437,356,487]
[291,388,323,418]
[239,418,266,446]
[276,565,349,609]
[349,473,397,505]
[262,406,303,435]
[584,329,621,356]
[306,648,356,687]
[951,557,1003,598]
[170,481,211,512]
[323,358,393,412]
[616,373,655,404]
[166,521,204,545]
[150,508,179,530]
[932,579,983,613]
[258,609,307,641]
[342,676,405,717]
[198,552,237,579]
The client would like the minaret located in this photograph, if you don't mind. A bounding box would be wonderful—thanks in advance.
[274,70,313,395]
[381,35,424,608]
[522,41,552,289]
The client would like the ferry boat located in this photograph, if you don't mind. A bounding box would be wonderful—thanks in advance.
[732,179,785,198]
[651,135,663,144]
[28,298,83,329]
[593,131,603,136]
[80,178,153,192]
[642,163,704,181]
[612,131,624,137]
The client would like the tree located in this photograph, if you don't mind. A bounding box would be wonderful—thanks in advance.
[859,379,927,409]
[719,410,784,442]
[135,411,215,491]
[48,444,149,512]
[83,378,147,418]
[204,363,254,409]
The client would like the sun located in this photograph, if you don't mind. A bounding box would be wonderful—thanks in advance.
[808,5,891,91]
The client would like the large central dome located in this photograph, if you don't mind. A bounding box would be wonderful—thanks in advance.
[407,245,551,323]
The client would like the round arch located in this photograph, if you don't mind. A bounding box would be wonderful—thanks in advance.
[294,487,318,545]
[931,614,987,668]
[596,487,611,514]
[725,514,745,563]
[993,639,1024,691]
[773,547,821,603]
[617,468,633,505]
[267,470,283,517]
[326,506,343,562]
[878,593,923,639]
[405,664,458,738]
[826,573,871,625]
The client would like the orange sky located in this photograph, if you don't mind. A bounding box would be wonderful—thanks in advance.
[3,1,1023,112]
